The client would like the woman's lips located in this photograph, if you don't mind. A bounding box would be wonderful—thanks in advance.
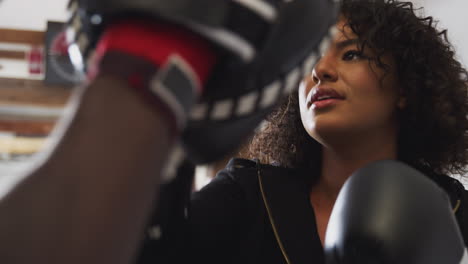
[307,87,345,109]
[311,98,344,110]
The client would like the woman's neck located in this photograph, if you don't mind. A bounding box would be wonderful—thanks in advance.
[315,131,399,203]
[309,132,398,246]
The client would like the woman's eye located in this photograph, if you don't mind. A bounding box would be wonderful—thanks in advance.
[342,50,363,61]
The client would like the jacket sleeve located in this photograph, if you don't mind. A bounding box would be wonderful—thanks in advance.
[184,168,249,263]
[458,189,468,247]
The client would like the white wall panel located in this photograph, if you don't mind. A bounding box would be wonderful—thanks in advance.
[0,0,68,31]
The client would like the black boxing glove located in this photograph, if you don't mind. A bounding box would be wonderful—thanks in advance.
[324,160,467,264]
[64,0,338,163]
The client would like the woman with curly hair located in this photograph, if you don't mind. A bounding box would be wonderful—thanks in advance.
[173,1,468,263]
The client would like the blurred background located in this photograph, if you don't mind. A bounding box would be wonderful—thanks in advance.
[0,0,466,188]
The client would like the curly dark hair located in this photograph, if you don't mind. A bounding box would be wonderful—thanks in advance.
[246,0,468,176]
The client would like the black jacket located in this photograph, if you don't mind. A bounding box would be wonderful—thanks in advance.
[137,158,468,264]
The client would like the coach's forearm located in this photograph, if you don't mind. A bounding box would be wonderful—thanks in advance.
[0,75,173,264]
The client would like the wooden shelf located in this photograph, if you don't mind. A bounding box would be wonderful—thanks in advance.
[0,77,71,107]
[0,77,69,135]
[0,28,44,45]
[0,119,55,135]
[0,50,26,60]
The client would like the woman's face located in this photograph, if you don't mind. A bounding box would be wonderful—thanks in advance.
[299,19,403,146]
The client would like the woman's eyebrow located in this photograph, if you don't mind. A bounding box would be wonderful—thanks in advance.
[335,38,360,50]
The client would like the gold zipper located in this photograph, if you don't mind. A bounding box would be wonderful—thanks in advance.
[257,167,292,264]
[453,199,461,214]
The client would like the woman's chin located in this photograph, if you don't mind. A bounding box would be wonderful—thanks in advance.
[309,122,359,147]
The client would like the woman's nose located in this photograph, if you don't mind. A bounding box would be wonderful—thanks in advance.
[312,55,338,84]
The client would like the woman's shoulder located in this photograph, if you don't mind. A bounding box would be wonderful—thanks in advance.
[216,158,295,181]
[424,170,468,245]
[192,158,260,201]
[424,170,466,204]
[199,158,301,198]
